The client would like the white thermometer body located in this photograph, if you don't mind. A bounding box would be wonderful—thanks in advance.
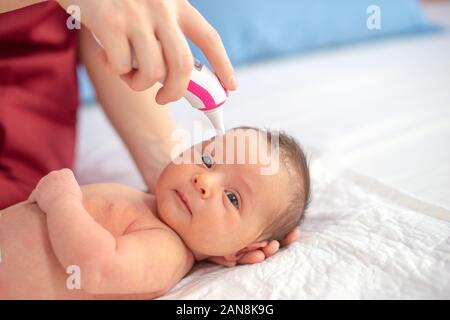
[93,33,227,133]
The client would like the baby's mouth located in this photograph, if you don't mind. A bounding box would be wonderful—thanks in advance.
[175,190,193,215]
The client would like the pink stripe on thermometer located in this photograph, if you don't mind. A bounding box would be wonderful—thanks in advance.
[92,33,228,133]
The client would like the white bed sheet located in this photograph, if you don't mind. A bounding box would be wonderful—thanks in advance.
[75,4,450,299]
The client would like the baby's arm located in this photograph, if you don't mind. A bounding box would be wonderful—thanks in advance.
[29,169,192,295]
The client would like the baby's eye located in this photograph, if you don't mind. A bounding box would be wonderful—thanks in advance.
[225,191,240,209]
[202,152,214,169]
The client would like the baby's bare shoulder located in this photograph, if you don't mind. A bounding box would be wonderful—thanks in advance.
[124,226,195,290]
[80,182,151,200]
[81,182,155,212]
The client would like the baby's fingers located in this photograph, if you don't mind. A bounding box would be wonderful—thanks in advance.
[27,189,38,204]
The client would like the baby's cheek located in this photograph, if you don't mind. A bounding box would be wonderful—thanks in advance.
[216,211,241,235]
[158,164,181,188]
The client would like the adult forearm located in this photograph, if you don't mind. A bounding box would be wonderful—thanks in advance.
[97,83,180,193]
[79,27,185,192]
[0,0,47,14]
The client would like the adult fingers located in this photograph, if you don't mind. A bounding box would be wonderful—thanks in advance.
[281,228,301,247]
[123,29,166,91]
[97,32,133,75]
[181,3,237,91]
[155,19,193,104]
[238,250,265,265]
[262,240,280,258]
[208,256,236,267]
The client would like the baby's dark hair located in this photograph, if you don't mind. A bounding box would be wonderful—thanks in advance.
[234,126,311,243]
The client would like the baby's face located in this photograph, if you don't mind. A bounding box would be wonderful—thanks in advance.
[155,129,290,257]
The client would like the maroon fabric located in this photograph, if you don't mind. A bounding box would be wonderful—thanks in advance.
[0,2,79,209]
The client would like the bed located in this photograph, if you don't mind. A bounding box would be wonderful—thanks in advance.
[74,2,450,299]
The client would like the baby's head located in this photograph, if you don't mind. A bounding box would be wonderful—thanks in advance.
[155,127,310,261]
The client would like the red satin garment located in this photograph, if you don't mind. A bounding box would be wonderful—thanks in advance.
[0,2,79,209]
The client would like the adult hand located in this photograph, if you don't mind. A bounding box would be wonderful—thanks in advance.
[59,0,237,103]
[208,228,301,267]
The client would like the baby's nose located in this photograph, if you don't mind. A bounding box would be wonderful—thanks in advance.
[191,174,213,199]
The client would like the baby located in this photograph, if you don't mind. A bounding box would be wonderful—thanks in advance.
[0,127,310,299]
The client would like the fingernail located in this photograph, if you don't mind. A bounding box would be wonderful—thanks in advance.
[229,74,238,89]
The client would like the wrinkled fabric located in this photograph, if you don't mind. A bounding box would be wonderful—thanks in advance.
[0,2,79,208]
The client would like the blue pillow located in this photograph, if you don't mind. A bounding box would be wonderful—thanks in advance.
[78,0,435,104]
[77,65,96,105]
[189,0,435,65]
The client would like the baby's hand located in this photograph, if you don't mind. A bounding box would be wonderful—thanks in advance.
[28,168,82,213]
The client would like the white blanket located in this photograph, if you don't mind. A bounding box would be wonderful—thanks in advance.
[75,4,450,299]
[163,163,450,299]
